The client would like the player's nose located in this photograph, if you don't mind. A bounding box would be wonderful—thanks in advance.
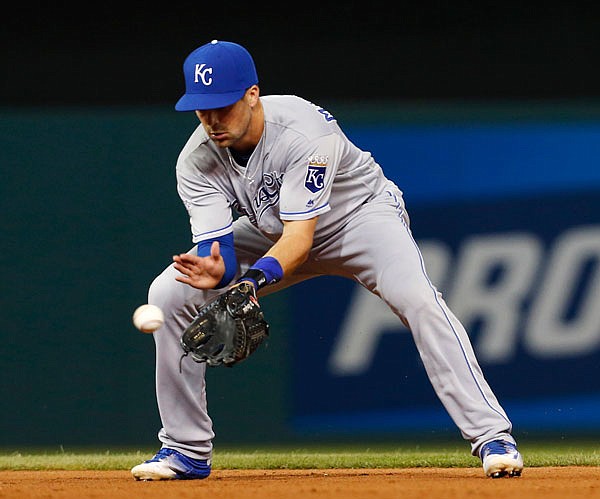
[196,109,229,136]
[195,109,218,125]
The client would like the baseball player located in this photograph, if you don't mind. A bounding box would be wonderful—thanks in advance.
[131,40,524,480]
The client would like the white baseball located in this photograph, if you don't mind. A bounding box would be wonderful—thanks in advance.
[133,304,164,333]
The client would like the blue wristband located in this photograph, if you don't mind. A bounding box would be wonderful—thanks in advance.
[238,256,283,289]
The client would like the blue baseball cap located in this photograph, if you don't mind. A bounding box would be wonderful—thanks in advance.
[175,40,259,112]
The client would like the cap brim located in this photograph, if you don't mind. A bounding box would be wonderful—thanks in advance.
[175,89,246,111]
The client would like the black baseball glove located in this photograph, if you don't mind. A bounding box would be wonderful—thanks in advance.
[180,282,269,367]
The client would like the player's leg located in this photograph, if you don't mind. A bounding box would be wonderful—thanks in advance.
[132,215,320,480]
[132,217,273,480]
[315,191,522,477]
[131,257,219,480]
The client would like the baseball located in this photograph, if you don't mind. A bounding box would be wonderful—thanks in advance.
[133,304,164,333]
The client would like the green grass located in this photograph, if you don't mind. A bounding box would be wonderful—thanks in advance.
[0,442,599,471]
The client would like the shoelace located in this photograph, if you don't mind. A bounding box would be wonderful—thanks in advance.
[483,440,517,456]
[148,448,176,462]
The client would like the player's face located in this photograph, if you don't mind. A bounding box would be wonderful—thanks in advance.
[195,86,261,151]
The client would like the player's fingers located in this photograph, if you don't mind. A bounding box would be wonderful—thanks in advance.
[174,275,193,286]
[174,253,201,264]
[172,255,186,266]
[172,263,187,276]
[210,241,221,259]
[173,261,197,277]
[174,254,205,271]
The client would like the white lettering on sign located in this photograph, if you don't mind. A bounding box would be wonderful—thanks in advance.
[525,226,600,357]
[329,226,600,376]
[448,234,543,363]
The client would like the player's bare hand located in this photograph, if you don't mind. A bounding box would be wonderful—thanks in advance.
[173,241,225,289]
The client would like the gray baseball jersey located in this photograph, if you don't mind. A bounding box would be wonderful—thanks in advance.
[148,94,516,463]
[176,95,396,245]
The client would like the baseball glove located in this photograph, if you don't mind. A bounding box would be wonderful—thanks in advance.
[180,282,269,367]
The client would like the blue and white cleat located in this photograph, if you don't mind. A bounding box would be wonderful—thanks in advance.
[131,447,211,481]
[480,439,523,478]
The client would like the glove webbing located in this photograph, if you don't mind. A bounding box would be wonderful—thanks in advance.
[231,317,268,362]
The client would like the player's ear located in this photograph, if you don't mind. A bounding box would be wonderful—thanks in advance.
[245,85,260,107]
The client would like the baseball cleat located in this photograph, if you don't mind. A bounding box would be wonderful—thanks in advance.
[480,439,523,478]
[131,447,211,480]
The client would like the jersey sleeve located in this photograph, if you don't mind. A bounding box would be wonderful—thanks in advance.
[278,133,343,221]
[177,168,233,243]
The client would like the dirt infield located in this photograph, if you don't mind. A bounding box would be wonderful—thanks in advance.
[0,467,598,499]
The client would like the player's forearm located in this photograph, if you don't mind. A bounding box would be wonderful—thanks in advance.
[265,232,313,276]
[236,218,317,290]
[265,217,318,275]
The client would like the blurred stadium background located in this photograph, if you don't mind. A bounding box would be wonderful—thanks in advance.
[2,2,600,448]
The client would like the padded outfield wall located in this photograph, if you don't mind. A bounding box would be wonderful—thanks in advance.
[1,102,599,447]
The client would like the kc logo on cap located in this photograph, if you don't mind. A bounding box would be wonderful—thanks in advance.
[175,40,259,112]
[194,64,213,86]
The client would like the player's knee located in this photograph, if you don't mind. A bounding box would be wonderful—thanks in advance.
[383,280,444,327]
[148,265,183,311]
[379,268,441,314]
[400,289,453,335]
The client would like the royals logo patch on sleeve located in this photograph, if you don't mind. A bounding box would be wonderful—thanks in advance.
[304,155,328,193]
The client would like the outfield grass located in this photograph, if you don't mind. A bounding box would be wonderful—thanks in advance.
[1,441,599,471]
